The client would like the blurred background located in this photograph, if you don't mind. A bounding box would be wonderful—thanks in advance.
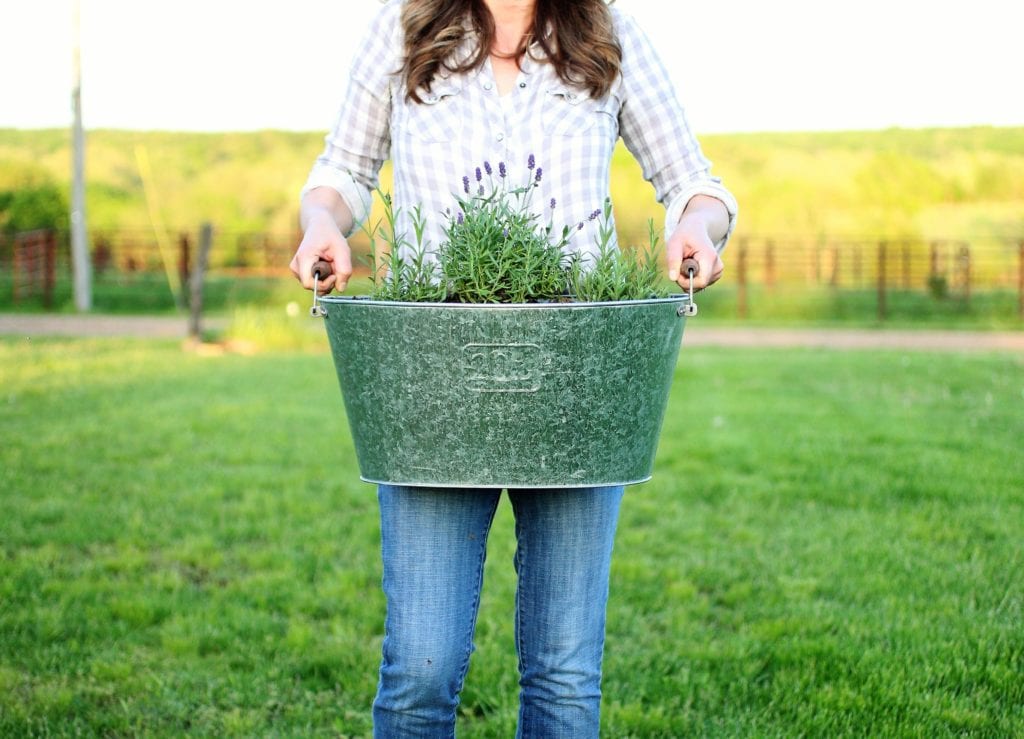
[1,0,1021,328]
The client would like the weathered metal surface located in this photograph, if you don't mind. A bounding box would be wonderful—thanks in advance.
[319,296,689,488]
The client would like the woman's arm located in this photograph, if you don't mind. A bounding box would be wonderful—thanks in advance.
[291,2,398,293]
[289,187,355,294]
[612,9,738,290]
[666,194,730,289]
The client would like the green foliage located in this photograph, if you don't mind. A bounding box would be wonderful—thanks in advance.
[926,274,950,300]
[368,162,668,304]
[0,182,68,234]
[569,202,667,302]
[439,166,570,303]
[1,126,1022,246]
[1,338,1022,736]
[366,193,446,302]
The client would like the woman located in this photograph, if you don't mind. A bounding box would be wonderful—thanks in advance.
[290,0,737,734]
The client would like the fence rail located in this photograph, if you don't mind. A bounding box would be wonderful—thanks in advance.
[2,228,1023,321]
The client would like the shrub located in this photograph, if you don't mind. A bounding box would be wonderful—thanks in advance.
[364,158,665,303]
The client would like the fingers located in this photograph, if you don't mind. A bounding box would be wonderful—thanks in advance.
[689,251,723,290]
[666,231,685,283]
[331,248,353,293]
[289,226,353,294]
[666,227,723,291]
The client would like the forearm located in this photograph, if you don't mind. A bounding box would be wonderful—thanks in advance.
[679,194,730,247]
[301,186,355,236]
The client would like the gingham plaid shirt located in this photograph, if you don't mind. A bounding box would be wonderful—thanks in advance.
[303,0,737,260]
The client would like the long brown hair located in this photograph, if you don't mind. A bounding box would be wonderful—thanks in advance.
[401,0,622,102]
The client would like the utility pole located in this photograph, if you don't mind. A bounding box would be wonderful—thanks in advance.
[71,0,92,311]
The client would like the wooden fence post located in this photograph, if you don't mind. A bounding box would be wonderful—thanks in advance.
[188,223,214,340]
[764,240,775,288]
[829,245,840,287]
[736,238,748,320]
[853,246,863,285]
[178,233,191,287]
[959,243,971,305]
[877,241,887,321]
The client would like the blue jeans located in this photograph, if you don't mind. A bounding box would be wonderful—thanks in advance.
[373,484,625,738]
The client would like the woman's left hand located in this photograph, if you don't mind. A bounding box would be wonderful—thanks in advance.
[666,219,723,291]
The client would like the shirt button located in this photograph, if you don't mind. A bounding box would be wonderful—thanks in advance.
[483,82,493,91]
[519,82,527,88]
[496,133,505,142]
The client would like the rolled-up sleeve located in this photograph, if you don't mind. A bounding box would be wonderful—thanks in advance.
[613,9,738,252]
[301,2,399,234]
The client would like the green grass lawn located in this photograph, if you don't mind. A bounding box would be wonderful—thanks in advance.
[1,338,1022,737]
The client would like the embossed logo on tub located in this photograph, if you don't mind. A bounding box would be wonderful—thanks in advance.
[463,343,542,393]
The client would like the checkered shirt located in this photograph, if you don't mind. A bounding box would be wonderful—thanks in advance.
[302,0,738,260]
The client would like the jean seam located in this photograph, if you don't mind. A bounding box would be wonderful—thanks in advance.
[452,493,501,702]
[513,506,529,684]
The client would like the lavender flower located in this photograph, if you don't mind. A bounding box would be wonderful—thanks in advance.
[475,167,482,183]
[549,198,557,210]
[478,185,485,196]
[527,153,535,170]
[589,208,601,221]
[534,167,543,184]
[484,161,493,176]
[462,175,470,194]
[457,212,464,225]
[502,227,509,238]
[498,161,507,178]
[577,222,585,231]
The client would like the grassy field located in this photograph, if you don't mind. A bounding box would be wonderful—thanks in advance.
[1,338,1022,736]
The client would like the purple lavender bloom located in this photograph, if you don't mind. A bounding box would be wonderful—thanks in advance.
[589,208,601,221]
[549,197,557,210]
[527,153,535,170]
[478,185,485,196]
[502,227,509,238]
[457,212,464,225]
[498,161,507,178]
[484,161,493,176]
[475,167,482,182]
[534,167,543,184]
[577,222,585,231]
[462,175,470,194]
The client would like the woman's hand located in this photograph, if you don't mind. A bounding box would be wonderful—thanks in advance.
[665,194,728,290]
[289,188,355,294]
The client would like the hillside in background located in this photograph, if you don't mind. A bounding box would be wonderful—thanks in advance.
[2,126,1022,249]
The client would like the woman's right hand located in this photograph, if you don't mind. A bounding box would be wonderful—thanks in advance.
[290,202,354,295]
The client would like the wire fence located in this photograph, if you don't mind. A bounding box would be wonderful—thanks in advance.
[2,228,1023,322]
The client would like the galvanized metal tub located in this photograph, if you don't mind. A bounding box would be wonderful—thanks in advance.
[318,295,690,488]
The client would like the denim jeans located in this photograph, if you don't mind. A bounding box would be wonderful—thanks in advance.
[372,483,625,738]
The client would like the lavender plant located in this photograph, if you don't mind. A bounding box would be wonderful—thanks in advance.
[441,161,571,303]
[367,157,668,303]
[365,192,446,302]
[568,200,668,302]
